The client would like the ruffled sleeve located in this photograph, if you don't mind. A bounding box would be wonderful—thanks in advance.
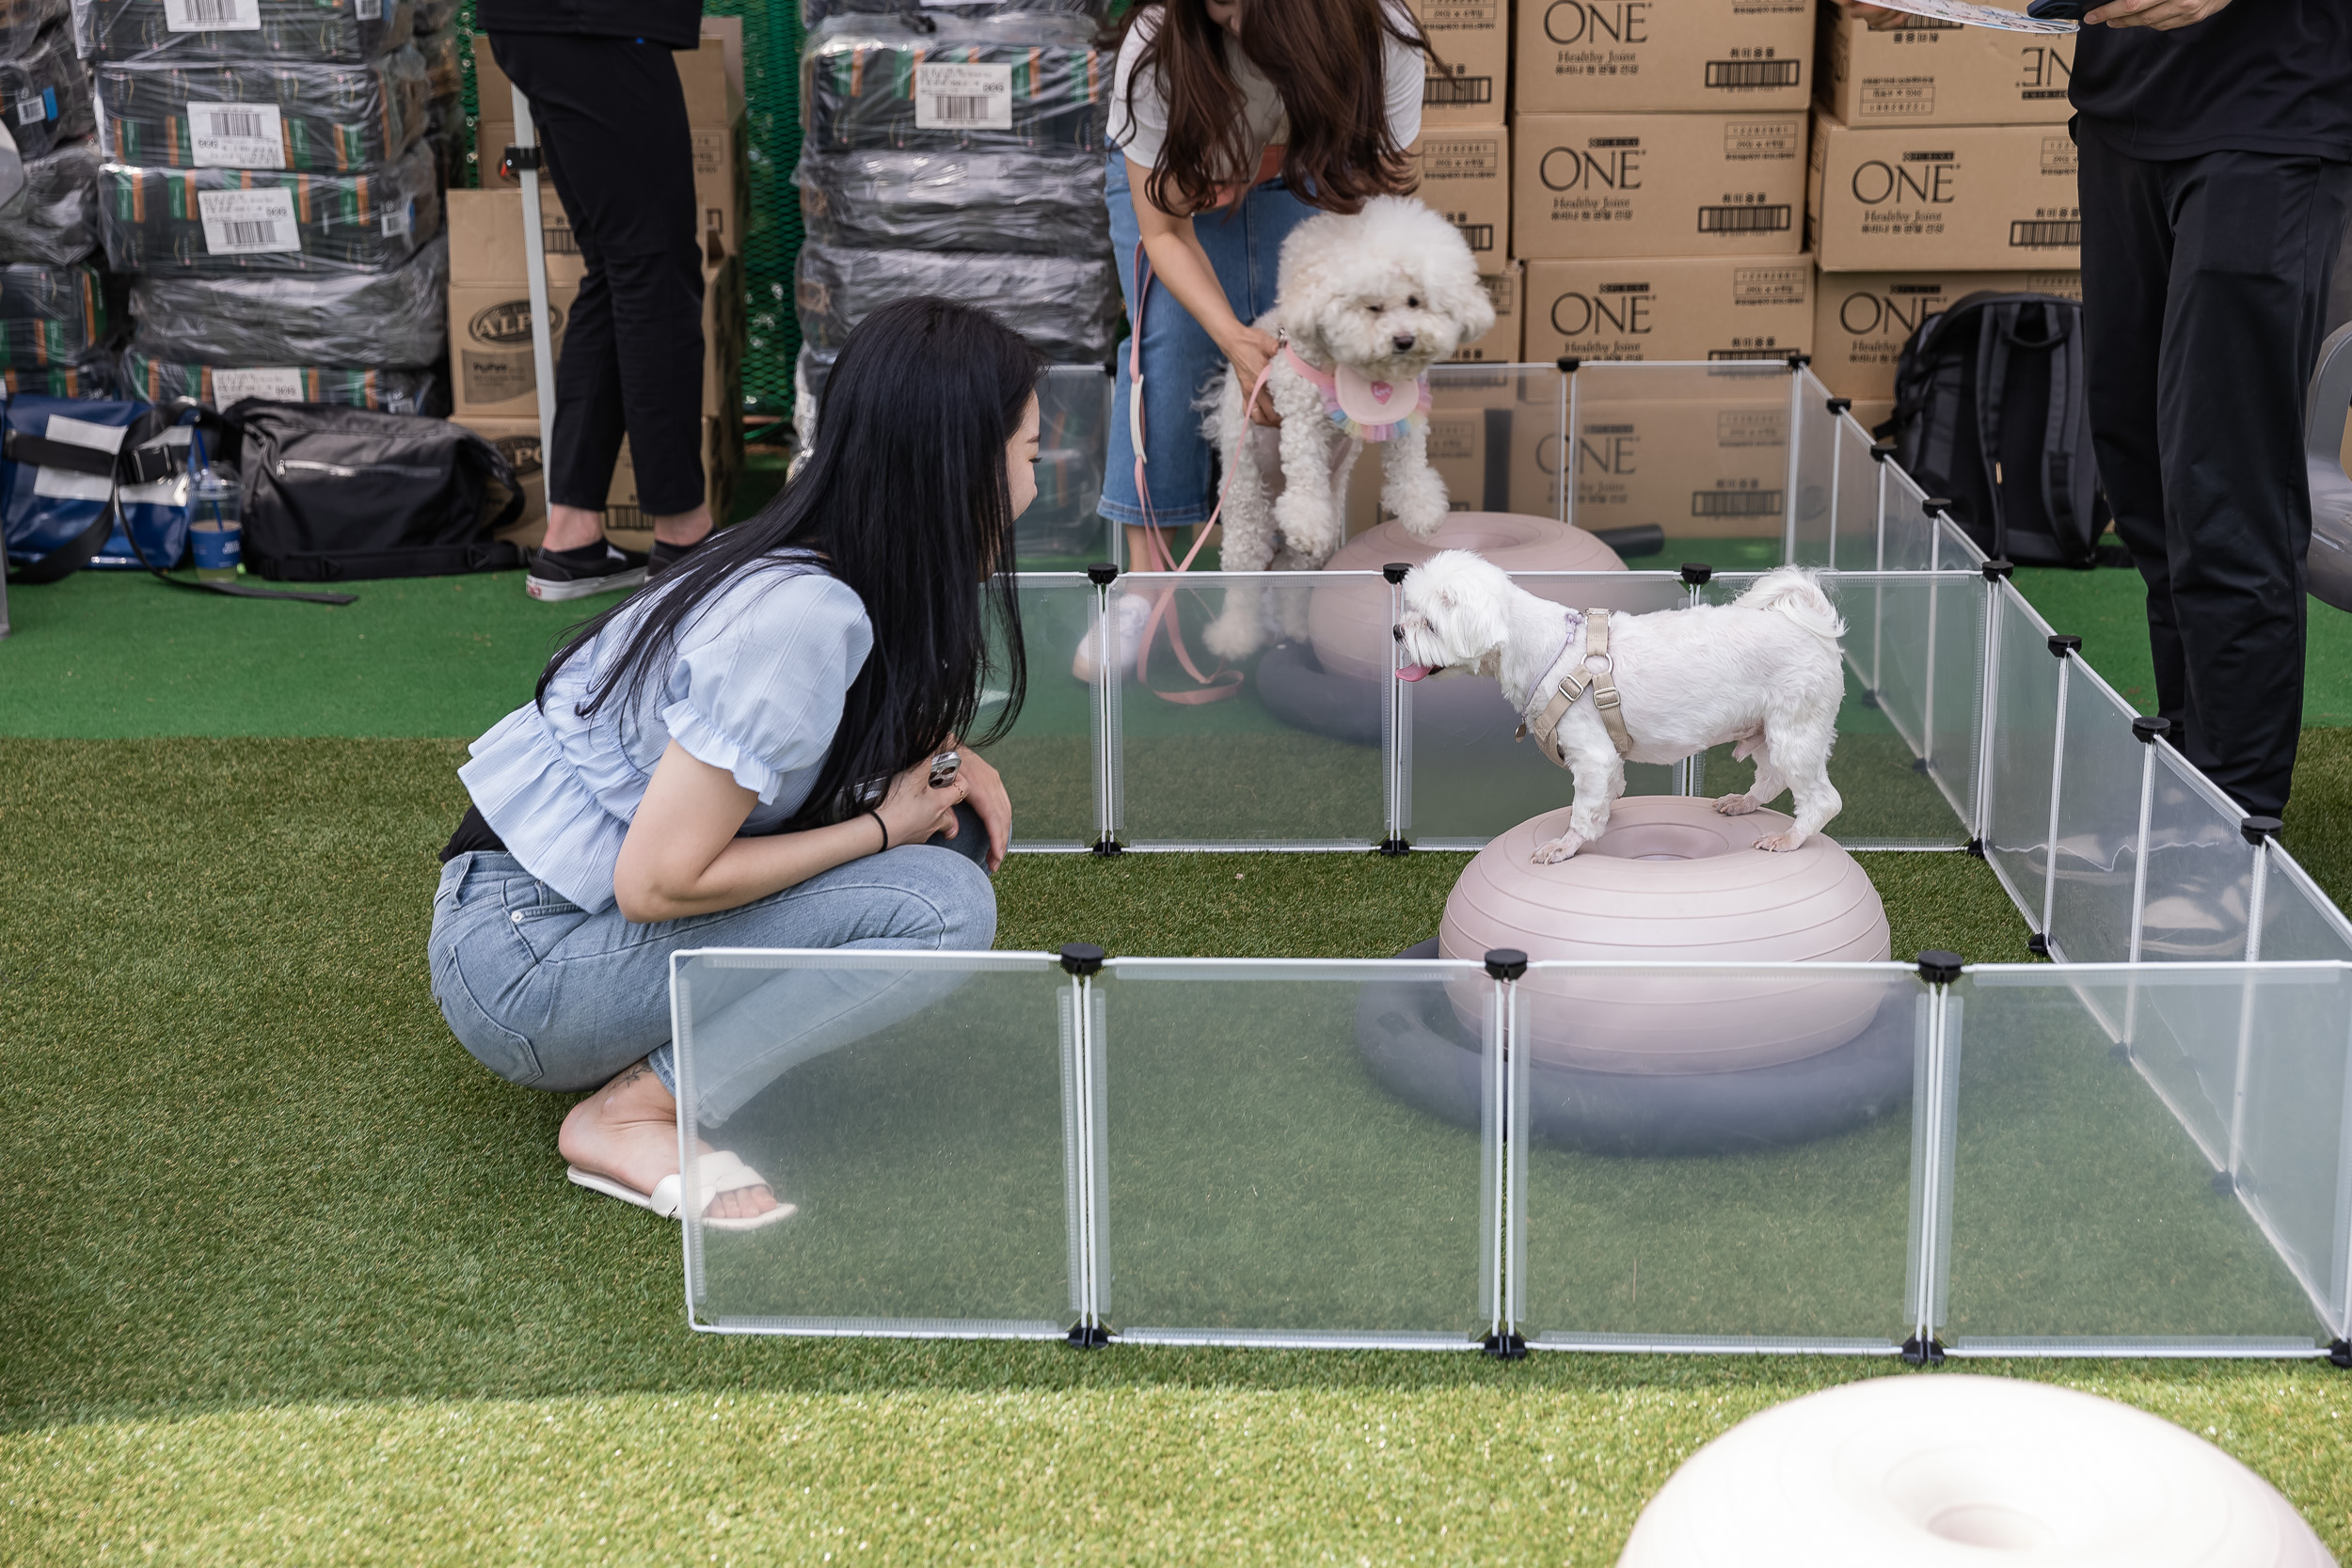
[659,571,874,805]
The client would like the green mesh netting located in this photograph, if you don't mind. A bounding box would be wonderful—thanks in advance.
[454,2,801,416]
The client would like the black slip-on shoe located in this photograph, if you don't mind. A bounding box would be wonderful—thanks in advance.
[525,542,649,601]
[649,532,714,578]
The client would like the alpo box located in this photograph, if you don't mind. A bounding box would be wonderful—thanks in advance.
[1818,6,2074,128]
[1513,112,1807,260]
[1523,254,1812,364]
[1518,0,1812,114]
[1412,0,1507,126]
[1808,109,2080,271]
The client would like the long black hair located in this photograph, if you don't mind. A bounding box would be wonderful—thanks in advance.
[536,296,1038,830]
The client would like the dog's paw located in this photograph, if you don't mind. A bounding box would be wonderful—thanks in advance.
[1752,831,1806,853]
[1391,494,1449,540]
[1531,832,1586,863]
[1274,495,1339,558]
[1202,614,1263,662]
[1713,793,1758,816]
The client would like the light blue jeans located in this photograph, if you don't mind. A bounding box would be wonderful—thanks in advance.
[1101,151,1318,529]
[428,833,994,1125]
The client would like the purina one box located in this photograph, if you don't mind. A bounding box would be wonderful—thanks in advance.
[1411,126,1509,264]
[1517,0,1814,114]
[1565,394,1792,536]
[1411,0,1508,126]
[1511,112,1808,260]
[1818,3,2075,127]
[1522,254,1812,364]
[1813,267,2082,400]
[1454,261,1524,363]
[1808,109,2080,271]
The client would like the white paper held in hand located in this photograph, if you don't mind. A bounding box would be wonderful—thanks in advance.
[164,0,262,32]
[1841,0,2075,31]
[198,186,298,255]
[914,62,1012,131]
[187,101,286,169]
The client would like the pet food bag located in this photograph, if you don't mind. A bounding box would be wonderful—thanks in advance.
[0,22,97,163]
[127,231,444,362]
[801,15,1105,155]
[801,0,1103,27]
[794,241,1119,363]
[85,0,415,66]
[1,352,118,397]
[0,139,101,265]
[99,138,438,274]
[98,45,429,173]
[794,148,1107,256]
[0,260,104,370]
[119,347,438,412]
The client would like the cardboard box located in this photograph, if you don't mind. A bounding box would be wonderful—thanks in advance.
[1568,394,1792,536]
[1414,0,1509,125]
[448,186,583,287]
[478,118,748,260]
[1850,398,1894,437]
[1512,112,1808,260]
[1818,4,2075,128]
[1808,109,2080,271]
[1523,254,1812,364]
[466,415,744,550]
[1813,266,2082,399]
[1517,0,1813,114]
[473,32,739,130]
[1456,261,1525,363]
[1411,125,1509,263]
[1344,370,1551,529]
[448,255,743,420]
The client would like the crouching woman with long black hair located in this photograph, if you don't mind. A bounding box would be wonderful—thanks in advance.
[428,298,1038,1229]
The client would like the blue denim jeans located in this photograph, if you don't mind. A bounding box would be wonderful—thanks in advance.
[1101,152,1318,529]
[427,828,993,1123]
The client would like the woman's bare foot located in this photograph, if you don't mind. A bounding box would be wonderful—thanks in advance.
[556,1059,783,1222]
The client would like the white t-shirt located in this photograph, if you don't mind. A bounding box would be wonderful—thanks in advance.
[1106,4,1424,187]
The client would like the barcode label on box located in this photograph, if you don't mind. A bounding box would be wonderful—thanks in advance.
[188,101,286,168]
[1708,347,1785,361]
[2010,218,2081,247]
[165,0,262,31]
[1452,222,1495,253]
[1422,73,1493,107]
[914,63,1011,130]
[198,187,299,254]
[1706,59,1801,89]
[381,200,413,237]
[1691,488,1783,517]
[213,366,304,404]
[1697,204,1791,233]
[15,96,42,126]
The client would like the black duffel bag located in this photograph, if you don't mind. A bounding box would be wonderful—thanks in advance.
[229,401,526,582]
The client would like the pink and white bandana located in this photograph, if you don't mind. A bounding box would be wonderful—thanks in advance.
[1280,345,1432,443]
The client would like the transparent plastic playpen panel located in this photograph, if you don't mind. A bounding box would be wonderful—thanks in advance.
[1567,361,1794,557]
[1922,570,1986,831]
[1095,958,1498,1346]
[1827,412,1883,574]
[1980,587,2061,921]
[1344,365,1565,533]
[2044,670,2148,968]
[1019,367,1115,569]
[1696,571,1967,847]
[2136,747,2257,962]
[1109,570,1387,847]
[989,576,1103,850]
[1879,467,1941,573]
[1515,963,1923,1350]
[1785,374,1840,569]
[1937,968,2335,1351]
[675,951,1079,1336]
[2260,851,2352,965]
[1404,571,1690,848]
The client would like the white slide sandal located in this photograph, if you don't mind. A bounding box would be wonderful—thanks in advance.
[566,1150,799,1232]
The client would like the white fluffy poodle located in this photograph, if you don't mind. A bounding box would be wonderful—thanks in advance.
[1392,551,1850,861]
[1199,195,1495,660]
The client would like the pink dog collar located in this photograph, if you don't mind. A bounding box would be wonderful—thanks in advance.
[1280,345,1431,443]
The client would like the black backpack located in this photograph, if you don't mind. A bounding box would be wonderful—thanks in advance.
[1877,291,2111,567]
[229,401,526,583]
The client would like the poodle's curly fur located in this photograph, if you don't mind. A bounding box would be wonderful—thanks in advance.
[1197,196,1495,659]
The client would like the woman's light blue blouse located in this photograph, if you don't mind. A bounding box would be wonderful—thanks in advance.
[458,558,873,914]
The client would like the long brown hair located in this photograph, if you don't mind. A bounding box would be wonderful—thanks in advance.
[1118,0,1433,217]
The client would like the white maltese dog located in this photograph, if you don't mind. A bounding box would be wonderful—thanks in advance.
[1199,195,1495,660]
[1393,551,1849,861]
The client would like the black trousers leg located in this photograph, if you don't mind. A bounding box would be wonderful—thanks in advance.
[487,32,707,517]
[2079,140,2352,816]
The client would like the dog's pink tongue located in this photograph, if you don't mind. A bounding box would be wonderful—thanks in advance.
[1397,664,1431,683]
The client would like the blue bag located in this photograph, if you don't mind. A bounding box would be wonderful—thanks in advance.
[0,394,193,581]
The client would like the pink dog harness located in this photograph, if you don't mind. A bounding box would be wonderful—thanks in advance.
[1279,345,1432,442]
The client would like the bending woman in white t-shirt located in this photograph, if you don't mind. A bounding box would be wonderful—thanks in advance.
[1080,0,1431,678]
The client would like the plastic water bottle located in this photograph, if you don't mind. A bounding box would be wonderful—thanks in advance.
[188,467,240,584]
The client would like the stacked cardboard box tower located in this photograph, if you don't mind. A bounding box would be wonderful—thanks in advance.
[452,26,746,553]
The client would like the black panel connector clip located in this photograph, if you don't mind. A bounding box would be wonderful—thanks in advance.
[1067,1323,1110,1349]
[2047,634,2081,659]
[2240,816,2283,847]
[1900,1335,1947,1367]
[1825,396,1852,417]
[1379,836,1411,857]
[1383,562,1411,585]
[1483,1331,1529,1360]
[1089,837,1123,858]
[1981,558,2014,582]
[2026,933,2050,958]
[1785,351,1811,371]
[1964,837,1986,860]
[2328,1338,2352,1370]
[1484,948,1529,982]
[1920,497,1953,518]
[2132,716,2171,746]
[1556,356,1581,375]
[1086,562,1120,587]
[1916,950,1964,986]
[1058,942,1105,978]
[1869,439,1899,465]
[1679,562,1713,588]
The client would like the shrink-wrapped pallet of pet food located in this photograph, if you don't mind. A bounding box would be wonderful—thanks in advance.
[84,0,415,66]
[0,0,64,60]
[0,139,101,264]
[98,138,438,274]
[800,15,1105,155]
[801,0,1102,25]
[3,354,119,396]
[97,45,428,173]
[0,21,97,161]
[0,259,104,368]
[119,346,438,411]
[127,230,443,361]
[795,242,1119,364]
[794,149,1105,256]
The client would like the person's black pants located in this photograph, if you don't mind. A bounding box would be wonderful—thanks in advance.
[2077,137,2352,817]
[487,31,707,517]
